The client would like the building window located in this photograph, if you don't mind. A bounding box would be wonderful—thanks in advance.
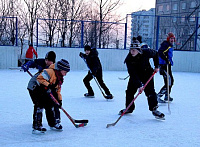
[158,5,163,12]
[173,17,177,23]
[181,16,185,22]
[190,1,196,8]
[173,3,178,11]
[182,3,186,9]
[189,15,195,21]
[166,4,170,11]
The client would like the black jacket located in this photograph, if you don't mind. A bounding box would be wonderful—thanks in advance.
[124,49,159,88]
[85,49,102,76]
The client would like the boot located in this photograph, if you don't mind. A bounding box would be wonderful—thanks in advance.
[152,106,165,120]
[50,119,63,131]
[32,107,46,134]
[84,93,95,98]
[105,94,113,99]
[157,94,166,103]
[118,109,133,115]
[164,95,173,102]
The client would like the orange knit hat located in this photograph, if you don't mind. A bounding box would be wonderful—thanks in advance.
[167,32,176,42]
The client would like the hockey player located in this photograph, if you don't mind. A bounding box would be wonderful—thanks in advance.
[21,51,56,73]
[25,44,38,63]
[79,45,113,99]
[157,32,175,103]
[31,59,70,133]
[136,35,150,49]
[21,51,63,133]
[119,40,165,119]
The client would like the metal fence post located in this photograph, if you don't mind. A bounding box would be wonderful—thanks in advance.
[194,17,198,51]
[156,15,160,51]
[81,21,84,48]
[36,19,38,47]
[15,17,18,46]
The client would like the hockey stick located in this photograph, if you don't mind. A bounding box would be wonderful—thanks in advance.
[49,93,88,128]
[118,75,129,80]
[26,70,88,128]
[81,57,107,98]
[166,64,171,114]
[106,71,157,128]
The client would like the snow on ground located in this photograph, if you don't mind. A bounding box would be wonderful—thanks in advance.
[0,69,199,147]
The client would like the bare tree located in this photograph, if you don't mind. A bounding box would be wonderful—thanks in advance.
[0,0,17,45]
[92,0,121,48]
[22,0,43,45]
[39,0,61,47]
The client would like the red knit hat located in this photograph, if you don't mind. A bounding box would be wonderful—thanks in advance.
[167,32,176,42]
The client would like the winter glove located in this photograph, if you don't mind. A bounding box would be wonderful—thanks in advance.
[45,84,55,94]
[21,61,33,72]
[79,52,85,58]
[58,100,62,108]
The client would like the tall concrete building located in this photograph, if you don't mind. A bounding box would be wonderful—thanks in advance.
[155,0,200,51]
[131,8,155,48]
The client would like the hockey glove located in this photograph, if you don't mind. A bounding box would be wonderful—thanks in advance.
[21,61,33,72]
[79,52,86,58]
[45,84,55,94]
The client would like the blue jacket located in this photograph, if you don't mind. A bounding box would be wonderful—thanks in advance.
[158,41,174,66]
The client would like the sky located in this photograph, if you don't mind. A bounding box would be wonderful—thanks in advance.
[0,69,199,146]
[117,0,156,17]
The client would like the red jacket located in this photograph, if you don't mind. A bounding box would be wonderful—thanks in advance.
[26,46,38,59]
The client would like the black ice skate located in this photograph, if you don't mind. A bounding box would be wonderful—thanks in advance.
[32,126,47,134]
[84,93,95,98]
[152,107,165,120]
[164,96,173,102]
[50,123,63,131]
[157,94,166,103]
[105,94,113,99]
[118,109,133,115]
[157,97,166,103]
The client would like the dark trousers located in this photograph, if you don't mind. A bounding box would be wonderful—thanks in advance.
[83,71,111,95]
[126,73,158,111]
[158,65,174,97]
[28,86,58,127]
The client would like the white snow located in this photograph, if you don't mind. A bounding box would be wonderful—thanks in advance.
[0,69,199,147]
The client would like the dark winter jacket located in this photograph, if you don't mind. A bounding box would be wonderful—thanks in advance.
[29,59,48,72]
[85,49,102,76]
[158,41,174,66]
[124,49,159,88]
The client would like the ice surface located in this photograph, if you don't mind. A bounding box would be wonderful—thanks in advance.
[0,69,199,147]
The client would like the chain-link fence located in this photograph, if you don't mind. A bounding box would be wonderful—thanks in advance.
[127,14,200,51]
[36,18,126,49]
[1,15,200,51]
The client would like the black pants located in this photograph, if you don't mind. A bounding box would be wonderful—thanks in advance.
[28,86,58,127]
[158,65,174,97]
[126,73,158,111]
[83,71,111,95]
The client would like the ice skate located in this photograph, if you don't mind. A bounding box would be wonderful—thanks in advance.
[50,123,63,131]
[152,107,165,120]
[164,95,173,102]
[105,94,113,99]
[84,93,95,98]
[118,109,133,115]
[32,126,47,134]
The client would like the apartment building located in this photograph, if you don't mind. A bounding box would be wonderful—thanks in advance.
[156,0,200,50]
[131,8,155,48]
